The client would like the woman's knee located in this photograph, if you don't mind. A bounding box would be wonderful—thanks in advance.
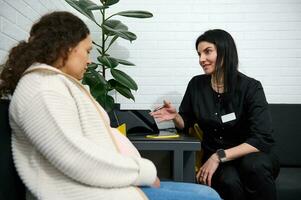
[239,152,274,176]
[220,175,242,191]
[214,175,244,200]
[211,165,245,200]
[213,169,242,194]
[142,182,221,200]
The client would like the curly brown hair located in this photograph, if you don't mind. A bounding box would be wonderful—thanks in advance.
[0,11,90,97]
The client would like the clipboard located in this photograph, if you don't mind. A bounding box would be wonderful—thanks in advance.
[146,130,180,139]
[146,134,180,139]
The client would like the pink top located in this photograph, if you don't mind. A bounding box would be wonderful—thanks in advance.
[111,128,141,158]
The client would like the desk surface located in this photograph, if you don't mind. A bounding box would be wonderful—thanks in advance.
[128,134,201,150]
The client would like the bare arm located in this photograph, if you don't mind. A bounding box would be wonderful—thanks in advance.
[197,142,259,186]
[172,113,185,129]
[223,143,259,162]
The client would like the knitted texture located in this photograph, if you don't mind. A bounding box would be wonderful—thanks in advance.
[9,64,156,200]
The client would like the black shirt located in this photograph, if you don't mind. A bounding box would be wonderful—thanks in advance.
[179,72,275,155]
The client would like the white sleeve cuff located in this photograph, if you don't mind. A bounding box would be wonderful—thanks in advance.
[133,158,157,186]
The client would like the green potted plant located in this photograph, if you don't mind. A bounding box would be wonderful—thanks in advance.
[65,0,153,112]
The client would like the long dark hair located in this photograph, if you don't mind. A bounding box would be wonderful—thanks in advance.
[0,11,90,97]
[195,29,239,98]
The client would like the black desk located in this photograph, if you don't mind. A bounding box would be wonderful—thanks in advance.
[128,134,201,182]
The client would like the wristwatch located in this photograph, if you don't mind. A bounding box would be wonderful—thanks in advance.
[216,149,227,163]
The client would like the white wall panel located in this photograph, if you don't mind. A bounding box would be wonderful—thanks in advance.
[0,0,300,112]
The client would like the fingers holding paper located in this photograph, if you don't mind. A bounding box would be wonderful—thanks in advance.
[150,100,177,122]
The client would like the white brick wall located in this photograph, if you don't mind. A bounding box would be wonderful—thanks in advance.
[0,0,73,62]
[104,0,301,109]
[1,0,301,116]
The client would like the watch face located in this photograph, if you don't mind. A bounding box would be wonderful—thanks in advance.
[217,149,226,162]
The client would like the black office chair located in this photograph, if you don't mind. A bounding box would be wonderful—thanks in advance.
[0,99,25,200]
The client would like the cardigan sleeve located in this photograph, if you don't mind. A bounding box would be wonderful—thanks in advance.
[244,80,275,153]
[17,90,157,188]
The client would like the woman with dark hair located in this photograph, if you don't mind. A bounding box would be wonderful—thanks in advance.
[151,29,280,200]
[0,12,221,200]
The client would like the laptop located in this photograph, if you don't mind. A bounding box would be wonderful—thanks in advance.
[110,109,177,137]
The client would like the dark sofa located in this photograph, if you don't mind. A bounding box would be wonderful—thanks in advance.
[0,99,25,200]
[0,100,300,200]
[269,104,301,200]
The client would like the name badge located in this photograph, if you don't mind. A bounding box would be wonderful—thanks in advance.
[221,112,236,123]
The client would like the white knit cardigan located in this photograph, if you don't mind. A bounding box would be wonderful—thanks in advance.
[9,64,156,200]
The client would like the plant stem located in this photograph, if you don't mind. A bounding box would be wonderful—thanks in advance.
[105,14,116,21]
[102,8,106,78]
[104,35,109,43]
[92,41,102,49]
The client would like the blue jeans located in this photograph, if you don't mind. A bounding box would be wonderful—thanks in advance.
[140,181,221,200]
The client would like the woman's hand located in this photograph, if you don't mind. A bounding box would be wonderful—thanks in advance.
[152,177,161,188]
[150,100,177,122]
[196,153,220,187]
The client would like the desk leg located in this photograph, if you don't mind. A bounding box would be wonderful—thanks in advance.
[173,150,183,181]
[183,151,196,183]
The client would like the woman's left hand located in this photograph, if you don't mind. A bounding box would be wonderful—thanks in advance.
[196,153,220,187]
[152,177,161,188]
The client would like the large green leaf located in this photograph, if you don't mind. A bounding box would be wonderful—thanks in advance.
[103,20,128,33]
[86,4,108,10]
[107,56,135,66]
[65,0,96,21]
[65,0,153,112]
[83,69,108,102]
[111,68,138,90]
[83,67,107,87]
[108,79,135,100]
[116,58,135,66]
[90,83,106,99]
[115,10,153,18]
[97,56,119,68]
[88,63,98,69]
[102,24,137,41]
[108,79,118,87]
[115,85,135,101]
[102,20,128,37]
[103,0,119,6]
[104,20,128,30]
[96,94,115,112]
